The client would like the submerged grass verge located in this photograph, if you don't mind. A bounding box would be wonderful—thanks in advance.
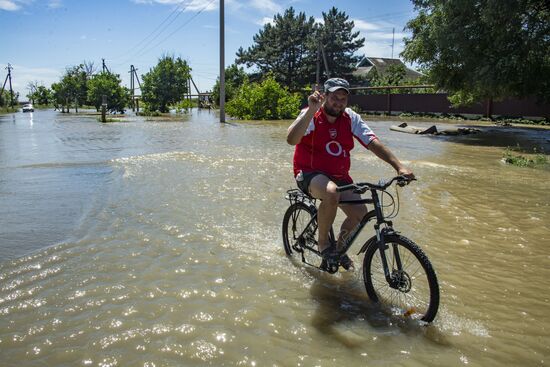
[503,147,548,168]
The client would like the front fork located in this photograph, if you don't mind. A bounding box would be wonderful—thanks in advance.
[374,223,404,288]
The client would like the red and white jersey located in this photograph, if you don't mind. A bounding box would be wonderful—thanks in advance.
[293,107,378,183]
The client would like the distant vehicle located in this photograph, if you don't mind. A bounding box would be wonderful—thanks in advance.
[22,103,34,112]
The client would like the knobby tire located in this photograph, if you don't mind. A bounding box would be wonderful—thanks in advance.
[363,234,439,322]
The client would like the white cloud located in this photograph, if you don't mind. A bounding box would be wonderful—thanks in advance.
[0,0,60,11]
[0,0,21,11]
[352,16,411,59]
[249,0,280,14]
[9,65,62,97]
[186,0,217,11]
[359,31,409,59]
[256,16,274,26]
[366,31,408,41]
[353,19,384,32]
[48,0,62,8]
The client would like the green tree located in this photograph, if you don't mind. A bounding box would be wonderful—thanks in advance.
[51,65,88,112]
[26,82,53,106]
[87,72,130,113]
[141,55,191,113]
[66,65,88,111]
[212,64,248,105]
[51,82,70,112]
[236,7,316,91]
[368,64,407,87]
[0,89,19,107]
[34,86,53,105]
[317,7,365,83]
[226,74,301,120]
[402,0,550,104]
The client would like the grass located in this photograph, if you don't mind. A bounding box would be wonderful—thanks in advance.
[0,106,19,114]
[97,117,120,123]
[503,146,549,168]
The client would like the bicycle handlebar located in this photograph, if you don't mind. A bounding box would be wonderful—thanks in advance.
[336,175,415,193]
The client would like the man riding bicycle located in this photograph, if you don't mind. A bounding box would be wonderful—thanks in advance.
[286,78,415,269]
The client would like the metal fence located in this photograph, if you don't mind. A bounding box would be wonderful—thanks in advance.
[348,86,550,119]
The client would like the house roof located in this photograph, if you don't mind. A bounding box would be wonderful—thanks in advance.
[353,56,423,80]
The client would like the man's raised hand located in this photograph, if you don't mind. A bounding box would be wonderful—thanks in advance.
[308,86,324,111]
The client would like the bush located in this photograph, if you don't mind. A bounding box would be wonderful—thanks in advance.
[175,99,196,112]
[503,146,548,168]
[226,75,301,120]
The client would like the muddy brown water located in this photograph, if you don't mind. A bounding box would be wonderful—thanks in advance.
[1,109,549,366]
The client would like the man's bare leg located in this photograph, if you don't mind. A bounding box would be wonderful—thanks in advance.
[308,175,340,253]
[337,191,369,250]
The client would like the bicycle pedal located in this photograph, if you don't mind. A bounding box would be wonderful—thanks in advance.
[320,258,339,274]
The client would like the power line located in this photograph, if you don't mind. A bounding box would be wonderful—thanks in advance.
[110,0,192,66]
[124,0,190,55]
[133,0,217,60]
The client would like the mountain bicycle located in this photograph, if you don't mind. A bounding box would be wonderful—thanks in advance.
[282,176,439,322]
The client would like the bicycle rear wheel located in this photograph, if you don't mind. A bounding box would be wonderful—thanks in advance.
[282,203,322,267]
[363,235,439,322]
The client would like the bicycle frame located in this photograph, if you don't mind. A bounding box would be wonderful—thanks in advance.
[288,186,404,285]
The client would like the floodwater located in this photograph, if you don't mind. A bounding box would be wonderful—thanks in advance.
[0,109,549,366]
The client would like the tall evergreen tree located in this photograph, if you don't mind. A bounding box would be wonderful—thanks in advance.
[317,7,365,83]
[236,7,316,91]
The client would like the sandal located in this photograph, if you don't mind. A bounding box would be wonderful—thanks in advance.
[339,254,354,271]
[320,246,340,273]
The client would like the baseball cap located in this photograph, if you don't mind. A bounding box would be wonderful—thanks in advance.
[324,78,350,94]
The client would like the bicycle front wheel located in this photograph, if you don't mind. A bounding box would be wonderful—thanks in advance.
[363,235,439,322]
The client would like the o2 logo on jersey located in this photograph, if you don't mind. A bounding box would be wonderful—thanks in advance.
[326,129,345,157]
[326,141,346,157]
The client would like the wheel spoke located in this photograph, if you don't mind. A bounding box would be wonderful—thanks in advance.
[363,236,439,322]
[282,203,323,268]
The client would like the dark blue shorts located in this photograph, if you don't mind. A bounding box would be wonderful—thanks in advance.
[295,171,351,197]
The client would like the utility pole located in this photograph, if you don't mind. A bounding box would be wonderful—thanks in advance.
[102,58,110,73]
[219,0,225,123]
[129,65,142,112]
[129,65,135,111]
[1,64,15,106]
[320,42,330,80]
[316,41,321,87]
[391,27,395,59]
[189,76,201,95]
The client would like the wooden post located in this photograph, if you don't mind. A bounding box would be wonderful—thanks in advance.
[316,41,320,87]
[219,0,225,123]
[130,65,135,112]
[320,43,330,79]
[101,95,107,122]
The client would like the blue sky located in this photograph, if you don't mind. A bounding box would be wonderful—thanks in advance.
[0,0,417,98]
